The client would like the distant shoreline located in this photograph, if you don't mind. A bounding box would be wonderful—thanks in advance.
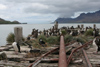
[0,23,27,25]
[51,22,100,24]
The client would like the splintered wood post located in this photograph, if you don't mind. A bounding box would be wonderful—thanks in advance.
[14,27,23,45]
[58,35,67,67]
[93,24,96,29]
[81,24,84,29]
[54,21,58,30]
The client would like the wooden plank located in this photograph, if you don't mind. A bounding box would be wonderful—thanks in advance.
[7,55,23,58]
[87,54,100,59]
[66,47,72,52]
[4,51,26,55]
[36,63,58,67]
[23,58,58,62]
[0,61,30,67]
[23,57,39,61]
[90,59,100,62]
[0,46,13,52]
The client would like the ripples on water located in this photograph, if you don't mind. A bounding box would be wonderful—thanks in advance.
[0,23,100,46]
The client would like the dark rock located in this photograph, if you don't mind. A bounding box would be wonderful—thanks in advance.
[0,52,7,60]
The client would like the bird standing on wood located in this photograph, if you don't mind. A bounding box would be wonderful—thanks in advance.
[93,37,100,53]
[95,38,100,52]
[12,42,21,54]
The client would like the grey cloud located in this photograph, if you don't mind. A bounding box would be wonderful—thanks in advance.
[5,0,100,18]
[5,0,44,3]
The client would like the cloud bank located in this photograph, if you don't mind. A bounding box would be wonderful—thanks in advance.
[0,0,100,23]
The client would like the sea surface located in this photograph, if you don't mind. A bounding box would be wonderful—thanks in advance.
[0,23,100,46]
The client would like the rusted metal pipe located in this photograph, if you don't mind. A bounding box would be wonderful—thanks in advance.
[28,41,75,67]
[58,36,67,67]
[67,40,93,66]
[28,47,59,67]
[79,42,92,67]
[82,49,92,67]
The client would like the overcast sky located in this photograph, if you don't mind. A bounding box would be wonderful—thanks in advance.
[0,0,100,24]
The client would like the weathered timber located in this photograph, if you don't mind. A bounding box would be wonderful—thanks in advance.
[14,27,23,45]
[0,46,13,52]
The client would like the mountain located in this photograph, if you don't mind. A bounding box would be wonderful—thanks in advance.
[0,18,21,24]
[55,10,100,23]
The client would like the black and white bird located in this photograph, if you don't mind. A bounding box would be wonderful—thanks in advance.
[93,37,100,53]
[93,29,99,37]
[39,38,46,47]
[70,30,78,36]
[12,42,21,54]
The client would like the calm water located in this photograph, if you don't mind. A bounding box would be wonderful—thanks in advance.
[0,23,100,46]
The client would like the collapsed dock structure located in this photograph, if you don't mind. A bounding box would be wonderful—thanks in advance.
[0,23,100,67]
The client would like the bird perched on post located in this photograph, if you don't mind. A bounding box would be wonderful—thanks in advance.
[39,38,46,47]
[12,42,21,54]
